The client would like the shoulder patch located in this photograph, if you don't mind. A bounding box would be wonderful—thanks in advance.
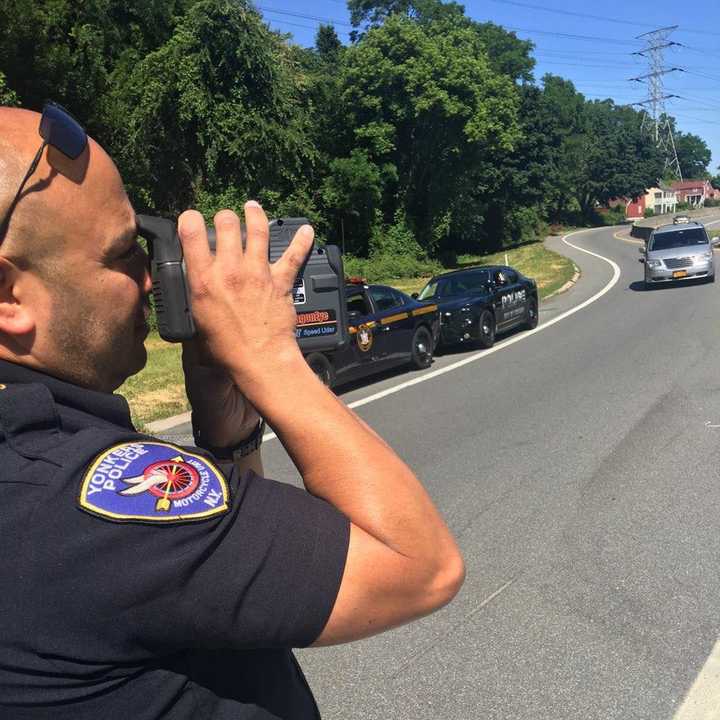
[78,441,229,523]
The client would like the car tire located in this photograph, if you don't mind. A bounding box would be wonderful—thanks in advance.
[410,326,434,370]
[305,352,335,388]
[708,273,715,284]
[524,297,538,330]
[476,309,495,349]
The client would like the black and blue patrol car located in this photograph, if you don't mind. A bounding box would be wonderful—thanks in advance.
[414,265,538,349]
[304,281,440,388]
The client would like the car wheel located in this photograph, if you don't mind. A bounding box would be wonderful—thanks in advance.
[410,326,433,369]
[524,298,538,330]
[708,273,715,284]
[305,352,335,387]
[476,309,495,349]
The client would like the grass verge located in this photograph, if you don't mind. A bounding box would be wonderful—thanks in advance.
[121,239,575,429]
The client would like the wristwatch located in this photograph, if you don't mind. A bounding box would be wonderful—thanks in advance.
[193,419,266,461]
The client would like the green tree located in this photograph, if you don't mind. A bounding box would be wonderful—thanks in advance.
[537,75,589,221]
[464,22,534,83]
[340,14,520,255]
[316,24,342,60]
[348,0,451,27]
[108,0,316,214]
[673,130,711,179]
[0,0,191,133]
[572,100,663,217]
[320,149,383,255]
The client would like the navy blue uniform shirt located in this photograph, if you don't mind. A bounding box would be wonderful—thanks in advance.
[0,360,349,719]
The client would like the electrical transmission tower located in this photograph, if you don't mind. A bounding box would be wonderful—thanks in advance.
[630,26,683,181]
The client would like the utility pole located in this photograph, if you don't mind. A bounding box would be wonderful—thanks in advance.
[630,26,683,181]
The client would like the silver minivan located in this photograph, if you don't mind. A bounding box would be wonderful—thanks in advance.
[641,222,716,287]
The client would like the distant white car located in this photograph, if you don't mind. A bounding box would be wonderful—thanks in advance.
[673,214,690,224]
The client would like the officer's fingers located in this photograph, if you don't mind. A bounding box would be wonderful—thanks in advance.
[243,201,271,266]
[273,225,314,291]
[178,210,212,291]
[213,209,244,264]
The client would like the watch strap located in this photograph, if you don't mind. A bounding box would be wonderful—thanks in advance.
[193,419,266,461]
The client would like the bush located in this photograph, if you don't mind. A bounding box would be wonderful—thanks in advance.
[676,201,689,210]
[369,210,426,259]
[0,71,19,106]
[504,206,548,245]
[643,208,655,218]
[704,198,719,208]
[343,253,443,282]
[599,205,627,226]
[343,210,443,281]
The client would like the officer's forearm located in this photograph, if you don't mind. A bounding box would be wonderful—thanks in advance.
[233,355,464,631]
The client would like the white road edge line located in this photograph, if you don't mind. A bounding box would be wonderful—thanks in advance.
[261,228,621,442]
[672,638,720,720]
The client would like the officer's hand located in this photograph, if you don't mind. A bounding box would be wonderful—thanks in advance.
[177,202,313,386]
[182,339,261,448]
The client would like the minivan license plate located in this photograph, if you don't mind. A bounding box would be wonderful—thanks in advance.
[673,270,688,278]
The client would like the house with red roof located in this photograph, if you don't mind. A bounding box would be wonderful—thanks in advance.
[670,179,715,207]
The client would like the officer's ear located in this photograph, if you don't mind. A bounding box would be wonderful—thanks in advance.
[0,257,35,336]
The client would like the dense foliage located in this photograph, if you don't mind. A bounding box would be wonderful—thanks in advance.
[1,0,713,266]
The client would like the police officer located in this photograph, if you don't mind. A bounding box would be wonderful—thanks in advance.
[0,106,464,719]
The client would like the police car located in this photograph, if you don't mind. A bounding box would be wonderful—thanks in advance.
[414,265,538,349]
[304,280,440,387]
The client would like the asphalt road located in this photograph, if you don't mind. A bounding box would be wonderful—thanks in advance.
[163,223,720,719]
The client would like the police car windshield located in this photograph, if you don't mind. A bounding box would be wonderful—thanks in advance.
[650,227,708,251]
[438,272,489,298]
[418,281,438,300]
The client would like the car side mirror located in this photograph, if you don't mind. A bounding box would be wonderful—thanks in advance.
[411,292,419,299]
[638,246,645,255]
[712,238,720,247]
[347,310,362,322]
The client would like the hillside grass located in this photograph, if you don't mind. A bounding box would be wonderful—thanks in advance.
[121,240,575,429]
[386,242,576,298]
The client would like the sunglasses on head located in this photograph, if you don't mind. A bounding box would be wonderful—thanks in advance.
[0,101,87,241]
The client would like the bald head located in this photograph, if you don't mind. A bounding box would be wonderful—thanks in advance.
[0,107,129,273]
[0,105,150,392]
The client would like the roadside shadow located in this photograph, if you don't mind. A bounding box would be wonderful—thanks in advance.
[629,279,710,292]
[436,325,529,357]
[334,363,419,396]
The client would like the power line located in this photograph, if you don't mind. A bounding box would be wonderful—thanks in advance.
[485,0,649,29]
[682,69,720,85]
[672,95,720,112]
[256,6,354,28]
[532,47,637,57]
[482,24,641,45]
[484,0,720,38]
[536,59,640,69]
[669,113,720,126]
[257,6,643,46]
[264,17,351,34]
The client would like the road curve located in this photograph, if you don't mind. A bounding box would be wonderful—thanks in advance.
[257,225,720,720]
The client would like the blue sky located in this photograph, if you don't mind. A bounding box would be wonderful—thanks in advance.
[257,0,720,175]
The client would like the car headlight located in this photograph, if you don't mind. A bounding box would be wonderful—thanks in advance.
[698,252,713,262]
[646,259,663,268]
